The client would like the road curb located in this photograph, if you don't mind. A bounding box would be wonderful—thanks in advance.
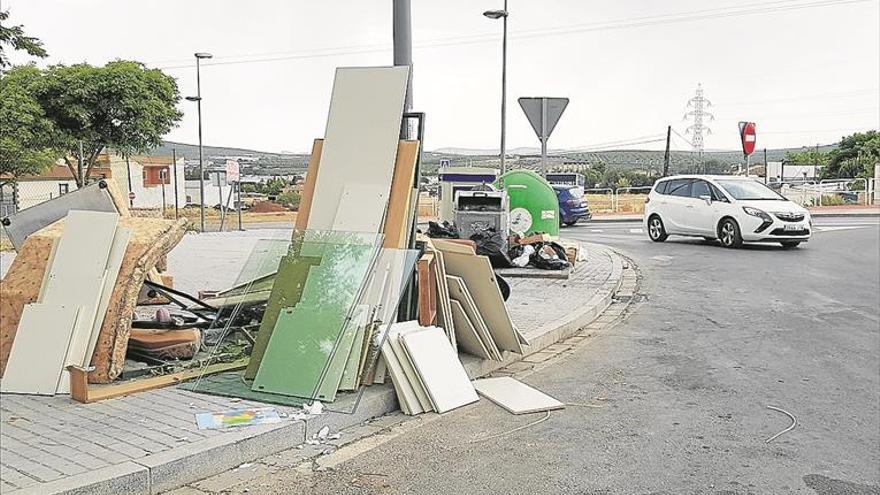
[11,242,626,495]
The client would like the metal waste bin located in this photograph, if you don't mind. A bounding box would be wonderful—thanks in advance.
[453,190,510,239]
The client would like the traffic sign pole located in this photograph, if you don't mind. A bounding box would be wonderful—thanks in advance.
[518,97,569,177]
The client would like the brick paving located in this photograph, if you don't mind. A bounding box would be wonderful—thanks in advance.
[0,233,619,493]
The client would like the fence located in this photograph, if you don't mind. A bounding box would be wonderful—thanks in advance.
[779,178,871,207]
[614,186,653,214]
[583,188,615,213]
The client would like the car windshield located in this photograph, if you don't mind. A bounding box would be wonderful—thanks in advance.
[715,179,785,200]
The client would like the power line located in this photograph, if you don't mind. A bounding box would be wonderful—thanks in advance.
[152,0,873,71]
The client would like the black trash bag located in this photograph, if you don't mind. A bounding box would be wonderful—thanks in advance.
[495,272,511,301]
[529,241,571,270]
[427,221,459,239]
[470,226,512,268]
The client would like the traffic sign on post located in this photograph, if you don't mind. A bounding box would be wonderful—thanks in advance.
[518,97,569,176]
[739,121,757,156]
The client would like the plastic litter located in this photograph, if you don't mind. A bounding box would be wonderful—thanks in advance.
[427,221,458,239]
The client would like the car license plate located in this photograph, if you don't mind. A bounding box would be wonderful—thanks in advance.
[783,224,801,231]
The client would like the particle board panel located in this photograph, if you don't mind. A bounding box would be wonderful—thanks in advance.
[389,324,433,412]
[294,139,324,231]
[417,252,437,327]
[442,252,525,354]
[1,304,80,395]
[85,227,130,365]
[399,327,479,414]
[445,276,501,360]
[473,377,565,415]
[431,239,477,255]
[449,300,492,360]
[306,66,409,231]
[380,339,420,415]
[432,250,456,350]
[332,184,389,232]
[382,140,420,248]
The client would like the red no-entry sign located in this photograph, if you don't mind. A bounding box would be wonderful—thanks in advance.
[739,121,757,156]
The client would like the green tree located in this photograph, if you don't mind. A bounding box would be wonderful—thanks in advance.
[34,61,182,186]
[784,148,830,167]
[0,65,61,179]
[277,191,301,209]
[822,130,880,179]
[0,10,48,68]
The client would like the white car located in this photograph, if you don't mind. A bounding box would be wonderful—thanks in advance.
[644,175,811,248]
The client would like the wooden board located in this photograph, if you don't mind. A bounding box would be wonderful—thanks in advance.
[445,275,501,360]
[473,376,565,414]
[442,252,525,354]
[449,300,492,360]
[382,140,420,248]
[306,66,409,231]
[417,252,437,327]
[1,304,80,395]
[294,139,324,231]
[432,250,456,350]
[431,239,477,255]
[400,326,479,414]
[380,329,423,415]
[389,323,433,412]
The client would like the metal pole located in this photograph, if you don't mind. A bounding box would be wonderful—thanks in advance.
[540,97,547,176]
[125,155,133,207]
[196,57,206,233]
[237,181,242,230]
[763,148,768,184]
[172,148,179,219]
[161,169,166,216]
[218,175,224,231]
[662,125,671,177]
[393,0,413,112]
[77,141,84,188]
[500,0,508,175]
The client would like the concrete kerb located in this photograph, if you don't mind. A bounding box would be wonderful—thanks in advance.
[10,243,627,495]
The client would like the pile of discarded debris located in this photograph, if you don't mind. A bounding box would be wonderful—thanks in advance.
[0,66,569,422]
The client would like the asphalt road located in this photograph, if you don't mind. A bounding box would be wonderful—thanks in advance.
[247,216,879,495]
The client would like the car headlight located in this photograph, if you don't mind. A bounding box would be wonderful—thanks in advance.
[742,207,772,222]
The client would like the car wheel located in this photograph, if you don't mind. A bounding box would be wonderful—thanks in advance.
[780,241,801,249]
[647,215,668,242]
[718,218,743,248]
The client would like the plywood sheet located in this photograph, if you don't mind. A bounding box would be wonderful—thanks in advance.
[306,66,409,231]
[382,140,420,249]
[400,327,479,414]
[380,338,421,415]
[433,250,456,349]
[449,300,492,360]
[442,252,525,354]
[473,376,565,414]
[446,275,501,360]
[431,239,477,255]
[1,304,80,395]
[294,139,324,231]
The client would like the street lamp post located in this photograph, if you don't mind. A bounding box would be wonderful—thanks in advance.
[186,52,212,232]
[484,2,508,175]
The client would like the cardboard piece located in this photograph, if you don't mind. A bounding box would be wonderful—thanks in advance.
[473,376,565,414]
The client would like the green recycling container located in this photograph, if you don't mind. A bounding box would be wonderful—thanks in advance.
[494,170,559,237]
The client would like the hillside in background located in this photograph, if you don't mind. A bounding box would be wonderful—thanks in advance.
[149,140,838,177]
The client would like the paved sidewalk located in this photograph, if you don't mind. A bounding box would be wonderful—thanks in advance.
[0,234,624,495]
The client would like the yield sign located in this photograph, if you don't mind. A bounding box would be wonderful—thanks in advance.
[518,97,569,141]
[738,121,757,156]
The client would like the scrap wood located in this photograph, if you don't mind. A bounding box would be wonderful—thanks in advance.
[294,139,324,231]
[416,252,438,327]
[765,405,797,443]
[67,358,247,404]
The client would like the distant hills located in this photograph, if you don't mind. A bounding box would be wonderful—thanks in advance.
[150,140,838,177]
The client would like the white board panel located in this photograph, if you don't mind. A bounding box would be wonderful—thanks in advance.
[446,275,501,360]
[449,300,492,360]
[332,184,388,232]
[84,226,130,363]
[389,323,433,412]
[433,251,456,350]
[307,66,409,231]
[1,304,80,395]
[442,252,525,353]
[400,327,479,414]
[473,377,565,414]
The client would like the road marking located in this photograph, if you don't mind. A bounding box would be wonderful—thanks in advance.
[589,229,604,233]
[629,228,644,234]
[814,226,867,232]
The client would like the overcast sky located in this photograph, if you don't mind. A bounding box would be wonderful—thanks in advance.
[5,0,879,154]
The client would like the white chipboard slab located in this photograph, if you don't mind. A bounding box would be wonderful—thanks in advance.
[400,327,479,414]
[473,376,565,415]
[1,304,81,395]
[332,184,389,232]
[380,337,423,415]
[442,252,525,353]
[446,275,501,360]
[307,66,409,231]
[389,324,433,412]
[449,300,492,360]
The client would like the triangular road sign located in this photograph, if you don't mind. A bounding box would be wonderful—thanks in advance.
[518,97,569,140]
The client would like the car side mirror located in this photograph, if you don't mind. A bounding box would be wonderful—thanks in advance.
[699,194,712,205]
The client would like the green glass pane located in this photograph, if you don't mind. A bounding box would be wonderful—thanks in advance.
[250,231,381,398]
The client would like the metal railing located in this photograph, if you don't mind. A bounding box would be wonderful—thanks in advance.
[817,178,869,206]
[613,186,653,213]
[583,187,615,213]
